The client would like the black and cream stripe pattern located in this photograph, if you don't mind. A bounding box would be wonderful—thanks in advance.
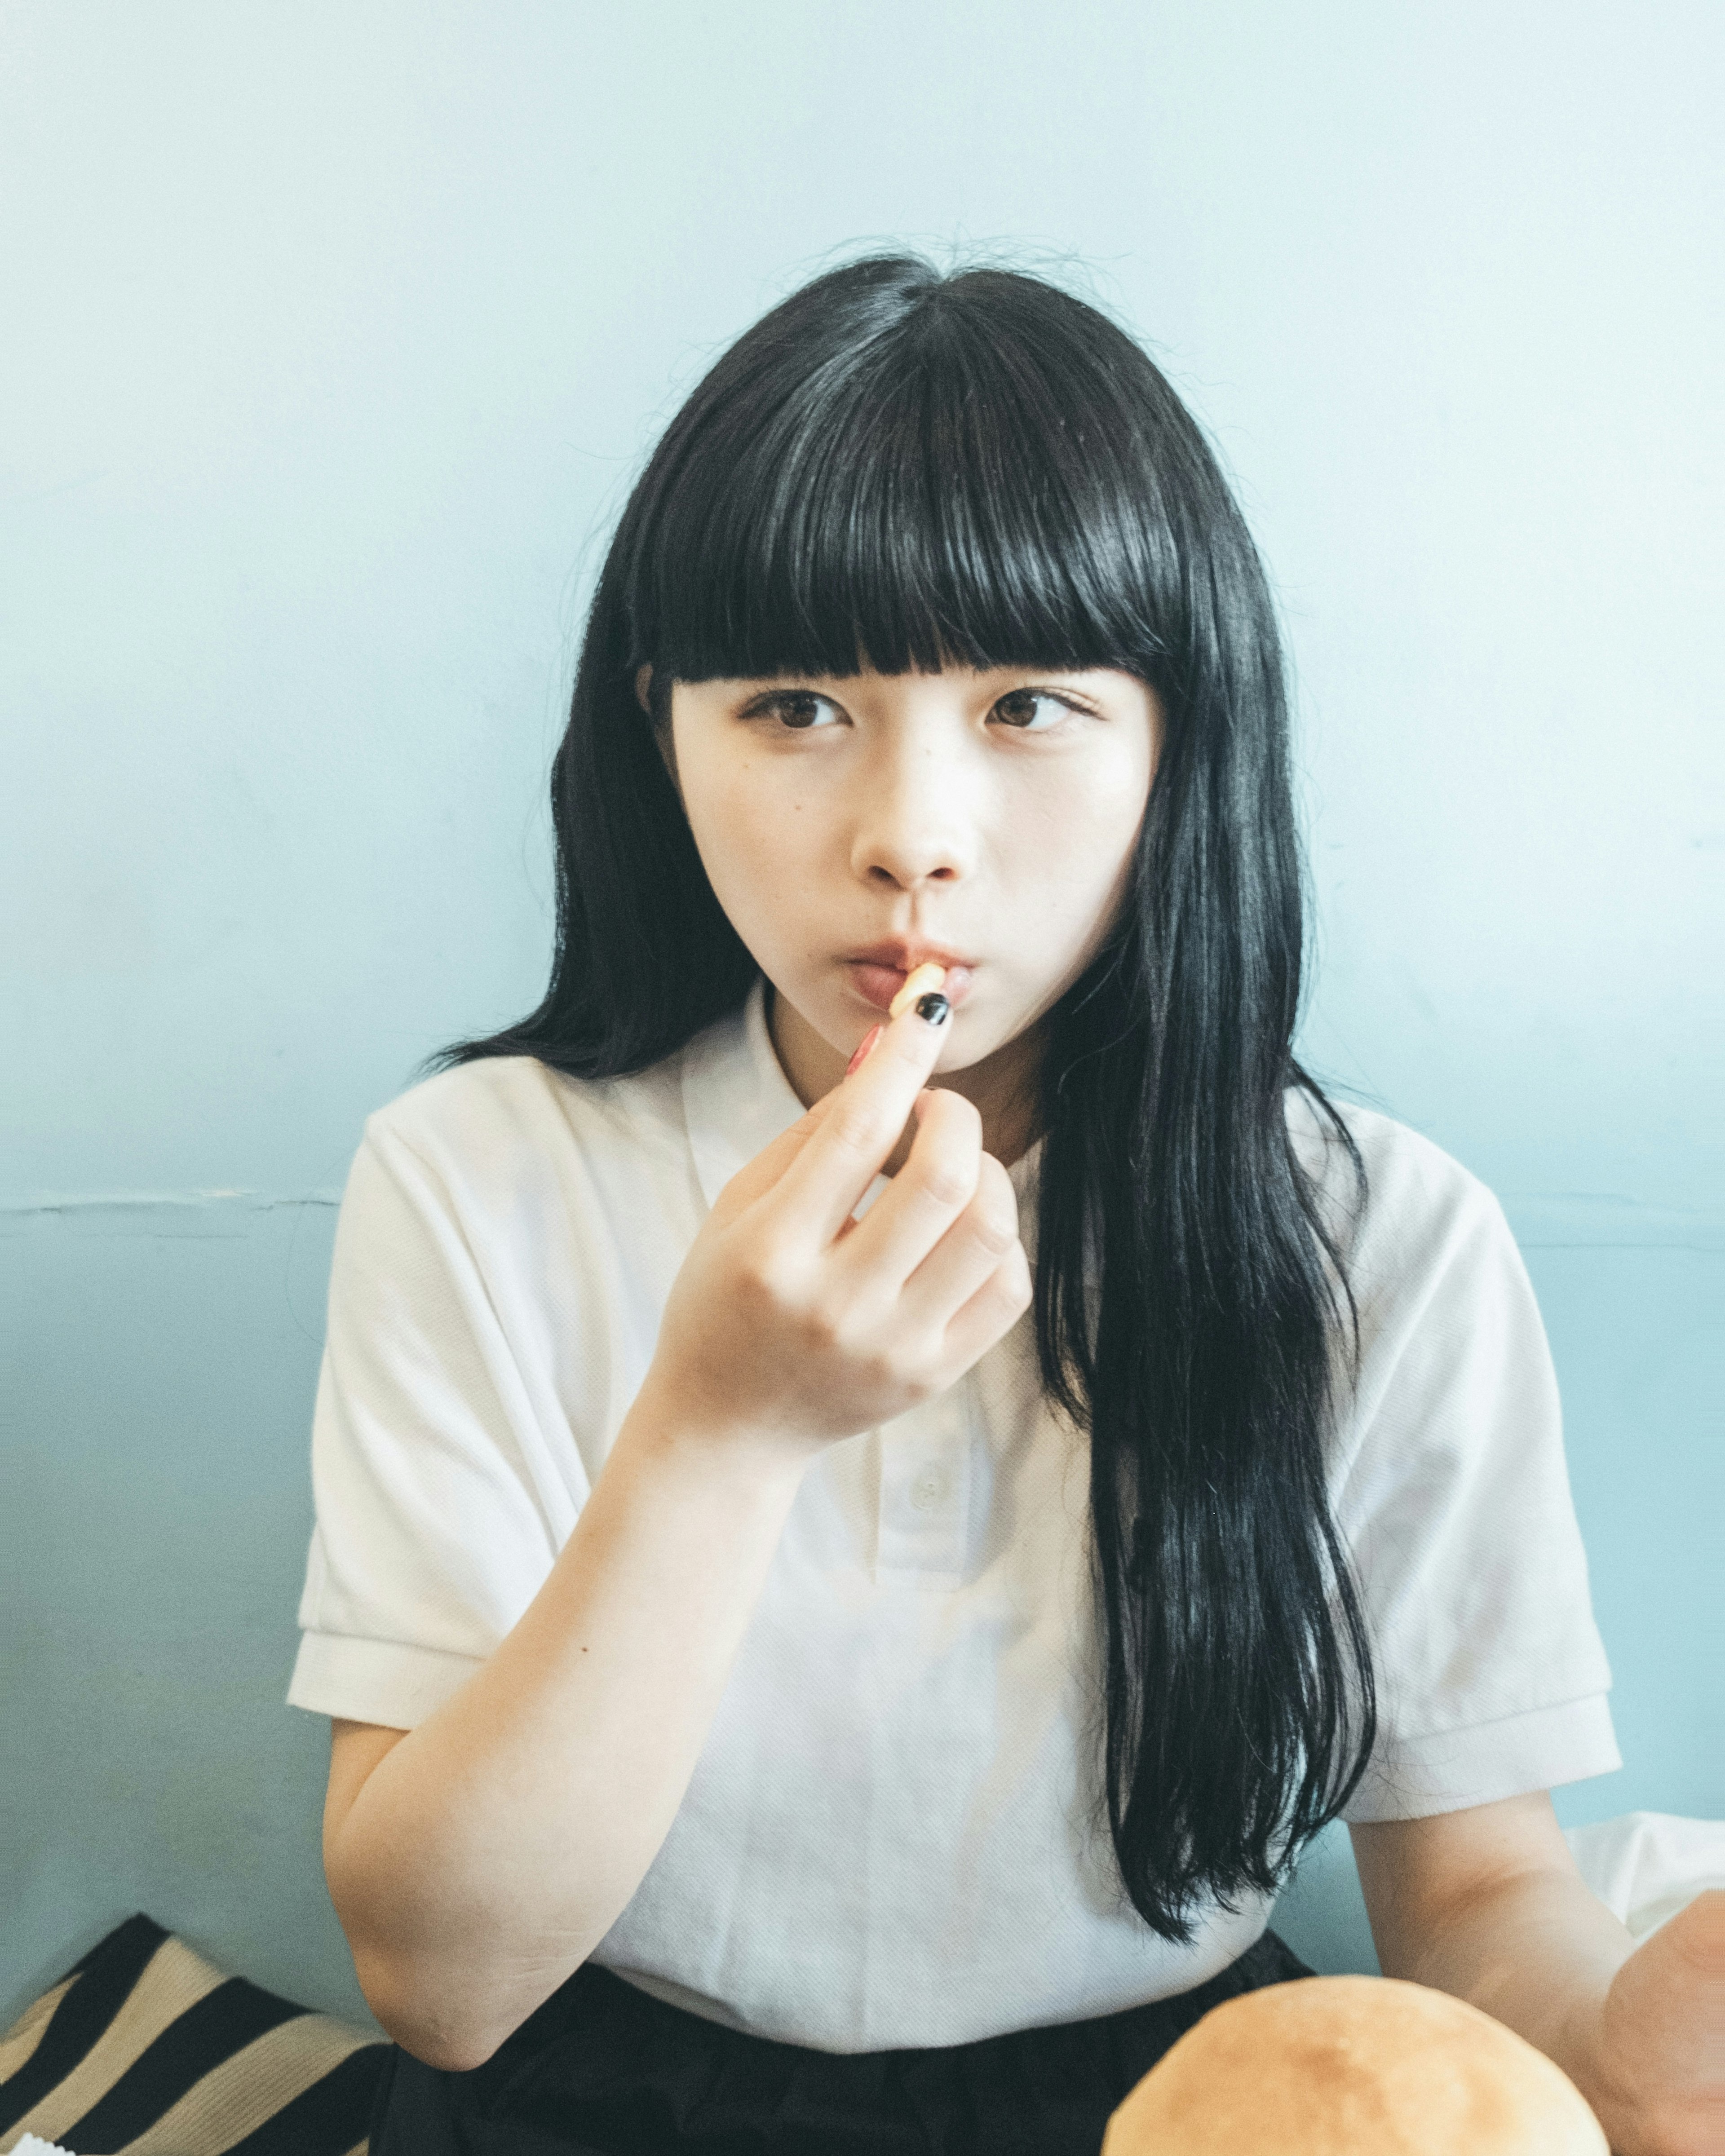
[0,1916,385,2155]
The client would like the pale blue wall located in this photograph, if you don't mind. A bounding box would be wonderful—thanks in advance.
[4,1,1719,2023]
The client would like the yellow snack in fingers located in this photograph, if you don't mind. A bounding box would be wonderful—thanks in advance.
[888,962,947,1019]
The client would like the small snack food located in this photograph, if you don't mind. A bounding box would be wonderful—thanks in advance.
[1101,1975,1607,2155]
[888,962,947,1019]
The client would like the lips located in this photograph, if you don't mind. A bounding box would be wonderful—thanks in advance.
[846,941,977,972]
[842,945,978,1013]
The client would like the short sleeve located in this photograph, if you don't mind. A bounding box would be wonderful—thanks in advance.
[1329,1129,1620,1822]
[287,1114,585,1729]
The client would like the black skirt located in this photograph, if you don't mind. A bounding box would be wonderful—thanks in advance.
[368,1930,1314,2156]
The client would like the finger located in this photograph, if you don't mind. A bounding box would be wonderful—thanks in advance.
[890,1150,1022,1317]
[839,1089,986,1291]
[765,994,953,1247]
[941,1238,1035,1370]
[845,1023,883,1078]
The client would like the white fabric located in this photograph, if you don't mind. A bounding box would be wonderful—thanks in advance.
[1565,1813,1725,1942]
[288,979,1619,2052]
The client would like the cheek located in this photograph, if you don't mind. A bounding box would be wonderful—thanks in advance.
[684,762,822,937]
[1015,757,1148,912]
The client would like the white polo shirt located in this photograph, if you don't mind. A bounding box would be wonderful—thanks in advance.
[288,980,1619,2053]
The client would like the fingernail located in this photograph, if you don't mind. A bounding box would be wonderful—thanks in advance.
[915,992,951,1027]
[889,962,948,1020]
[845,1024,883,1076]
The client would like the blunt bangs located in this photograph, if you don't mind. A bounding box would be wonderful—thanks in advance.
[620,261,1190,687]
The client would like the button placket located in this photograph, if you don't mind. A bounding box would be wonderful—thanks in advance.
[876,1386,974,1589]
[908,1460,950,1513]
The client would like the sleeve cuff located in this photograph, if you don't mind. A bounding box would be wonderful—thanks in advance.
[287,1628,486,1729]
[1342,1692,1622,1823]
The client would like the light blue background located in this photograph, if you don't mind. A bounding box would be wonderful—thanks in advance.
[4,2,1719,2027]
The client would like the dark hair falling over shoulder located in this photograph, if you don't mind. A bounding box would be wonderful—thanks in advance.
[433,255,1376,1938]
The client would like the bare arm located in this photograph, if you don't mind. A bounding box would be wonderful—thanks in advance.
[321,994,1031,2071]
[323,1401,807,2070]
[1353,1793,1725,2156]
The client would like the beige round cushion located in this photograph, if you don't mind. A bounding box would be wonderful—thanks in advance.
[1101,1975,1607,2155]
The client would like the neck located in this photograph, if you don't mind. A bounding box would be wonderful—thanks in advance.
[767,984,1044,1174]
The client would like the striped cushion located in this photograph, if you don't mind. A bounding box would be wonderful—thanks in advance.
[0,1917,386,2155]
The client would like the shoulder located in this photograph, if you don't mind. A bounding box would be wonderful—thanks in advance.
[369,1050,684,1155]
[354,1050,698,1223]
[1283,1087,1518,1307]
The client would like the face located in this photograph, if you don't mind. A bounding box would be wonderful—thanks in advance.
[659,665,1162,1131]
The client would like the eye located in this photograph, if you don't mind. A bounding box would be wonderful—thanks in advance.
[990,688,1080,732]
[747,689,843,731]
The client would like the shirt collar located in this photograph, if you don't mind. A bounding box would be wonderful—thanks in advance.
[679,977,808,1210]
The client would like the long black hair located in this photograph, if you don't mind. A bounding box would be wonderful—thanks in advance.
[433,254,1376,1939]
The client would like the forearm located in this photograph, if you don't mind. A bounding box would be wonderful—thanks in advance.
[325,1391,807,2068]
[1380,1861,1636,2124]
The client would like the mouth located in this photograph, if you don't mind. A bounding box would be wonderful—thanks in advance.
[842,946,978,1014]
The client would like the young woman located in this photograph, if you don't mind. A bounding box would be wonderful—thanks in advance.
[290,257,1720,2155]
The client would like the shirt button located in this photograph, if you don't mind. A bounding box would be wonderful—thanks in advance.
[909,1462,950,1512]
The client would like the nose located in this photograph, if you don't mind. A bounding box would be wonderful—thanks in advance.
[848,733,977,892]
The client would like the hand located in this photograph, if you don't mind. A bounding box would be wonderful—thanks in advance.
[641,995,1032,1465]
[1588,1890,1725,2156]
